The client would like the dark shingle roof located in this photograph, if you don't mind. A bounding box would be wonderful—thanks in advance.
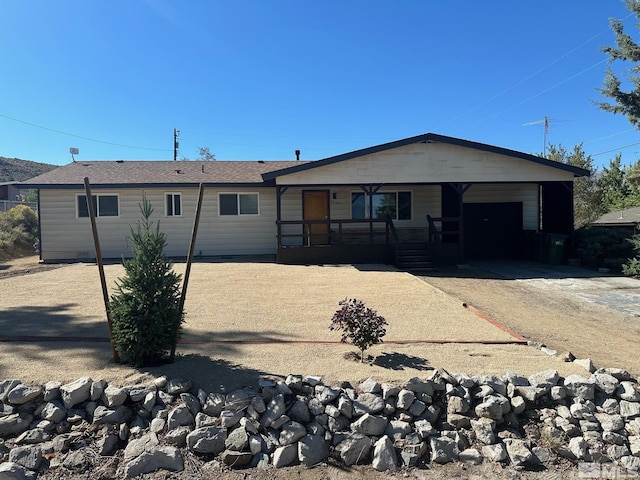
[591,207,640,226]
[21,160,306,188]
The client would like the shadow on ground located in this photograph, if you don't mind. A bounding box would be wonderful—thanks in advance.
[0,304,108,337]
[179,330,298,354]
[424,260,623,281]
[372,352,432,371]
[139,354,271,393]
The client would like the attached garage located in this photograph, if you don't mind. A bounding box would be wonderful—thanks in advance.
[463,202,523,259]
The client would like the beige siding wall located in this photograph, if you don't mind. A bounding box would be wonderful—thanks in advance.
[464,184,539,230]
[276,143,575,185]
[39,187,278,261]
[277,185,441,245]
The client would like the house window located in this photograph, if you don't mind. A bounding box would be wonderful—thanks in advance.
[219,193,259,216]
[351,191,412,220]
[77,194,119,218]
[165,192,182,217]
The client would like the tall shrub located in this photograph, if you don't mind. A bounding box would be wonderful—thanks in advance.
[622,236,640,276]
[0,205,38,256]
[573,226,634,271]
[109,194,184,366]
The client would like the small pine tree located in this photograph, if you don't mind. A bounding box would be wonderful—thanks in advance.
[329,298,388,362]
[109,194,184,367]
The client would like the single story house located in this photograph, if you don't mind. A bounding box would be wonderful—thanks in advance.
[590,207,640,233]
[22,133,589,267]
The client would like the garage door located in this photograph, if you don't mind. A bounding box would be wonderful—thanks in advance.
[463,202,523,259]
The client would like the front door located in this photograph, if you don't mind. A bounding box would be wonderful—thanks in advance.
[303,190,329,245]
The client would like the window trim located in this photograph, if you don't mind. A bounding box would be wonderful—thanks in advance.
[218,192,260,216]
[164,192,183,217]
[350,190,413,221]
[76,193,120,218]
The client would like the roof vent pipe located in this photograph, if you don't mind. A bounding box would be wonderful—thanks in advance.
[201,164,204,174]
[295,149,300,161]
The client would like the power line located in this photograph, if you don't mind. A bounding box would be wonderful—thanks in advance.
[0,112,171,152]
[449,10,635,133]
[592,142,640,157]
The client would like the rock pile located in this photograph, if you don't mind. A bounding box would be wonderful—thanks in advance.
[0,368,639,479]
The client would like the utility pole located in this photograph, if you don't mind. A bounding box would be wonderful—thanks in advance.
[173,128,180,161]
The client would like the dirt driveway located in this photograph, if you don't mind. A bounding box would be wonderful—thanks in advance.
[421,261,640,378]
[0,256,594,392]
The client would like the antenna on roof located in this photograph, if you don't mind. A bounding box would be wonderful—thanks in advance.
[524,115,550,157]
[69,147,79,163]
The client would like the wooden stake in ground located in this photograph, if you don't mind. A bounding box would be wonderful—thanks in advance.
[83,177,120,363]
[170,182,205,362]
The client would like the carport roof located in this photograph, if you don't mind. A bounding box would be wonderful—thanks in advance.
[262,132,591,180]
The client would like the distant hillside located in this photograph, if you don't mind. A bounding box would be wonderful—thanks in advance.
[0,157,57,182]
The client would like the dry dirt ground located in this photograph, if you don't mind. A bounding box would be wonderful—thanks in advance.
[1,256,638,479]
[0,256,590,392]
[421,264,640,379]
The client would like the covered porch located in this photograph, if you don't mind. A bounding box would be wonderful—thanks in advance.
[273,181,574,267]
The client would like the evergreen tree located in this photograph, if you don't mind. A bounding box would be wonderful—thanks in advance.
[598,0,640,126]
[109,194,184,367]
[599,154,631,211]
[547,144,604,227]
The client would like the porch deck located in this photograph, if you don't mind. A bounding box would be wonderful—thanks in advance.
[275,218,461,267]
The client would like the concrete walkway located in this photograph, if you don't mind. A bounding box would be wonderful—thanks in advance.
[472,261,640,317]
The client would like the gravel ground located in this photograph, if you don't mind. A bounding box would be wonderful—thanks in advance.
[421,262,640,378]
[1,256,634,480]
[0,257,587,391]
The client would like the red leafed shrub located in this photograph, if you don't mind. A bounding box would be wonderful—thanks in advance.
[329,298,388,362]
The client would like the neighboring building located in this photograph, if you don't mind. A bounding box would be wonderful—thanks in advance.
[0,181,31,212]
[590,207,640,233]
[22,133,589,265]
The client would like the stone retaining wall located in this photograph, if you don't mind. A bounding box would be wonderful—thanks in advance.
[0,368,639,479]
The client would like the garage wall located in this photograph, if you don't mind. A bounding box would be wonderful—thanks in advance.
[463,183,538,230]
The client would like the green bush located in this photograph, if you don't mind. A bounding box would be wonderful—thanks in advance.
[622,236,640,276]
[573,227,634,271]
[0,205,39,257]
[329,298,388,362]
[109,195,184,367]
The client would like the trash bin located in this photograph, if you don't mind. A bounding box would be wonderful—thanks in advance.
[539,233,568,265]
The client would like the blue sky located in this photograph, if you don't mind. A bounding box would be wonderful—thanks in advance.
[1,1,639,168]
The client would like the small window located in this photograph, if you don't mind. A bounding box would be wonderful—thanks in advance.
[77,194,119,218]
[219,193,259,216]
[165,193,182,217]
[350,191,412,220]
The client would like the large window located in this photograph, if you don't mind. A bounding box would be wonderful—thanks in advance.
[351,191,412,220]
[77,194,119,218]
[165,192,182,217]
[219,193,259,216]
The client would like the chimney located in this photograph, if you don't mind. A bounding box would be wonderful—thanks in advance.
[295,149,301,161]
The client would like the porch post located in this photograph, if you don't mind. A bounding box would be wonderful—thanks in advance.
[359,184,382,243]
[276,186,288,248]
[457,183,472,262]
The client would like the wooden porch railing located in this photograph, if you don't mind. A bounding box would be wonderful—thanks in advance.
[426,215,460,243]
[276,218,398,247]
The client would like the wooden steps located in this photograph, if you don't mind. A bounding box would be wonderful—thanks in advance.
[395,242,436,272]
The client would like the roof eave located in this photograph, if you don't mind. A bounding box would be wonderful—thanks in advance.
[262,132,591,180]
[21,182,271,189]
